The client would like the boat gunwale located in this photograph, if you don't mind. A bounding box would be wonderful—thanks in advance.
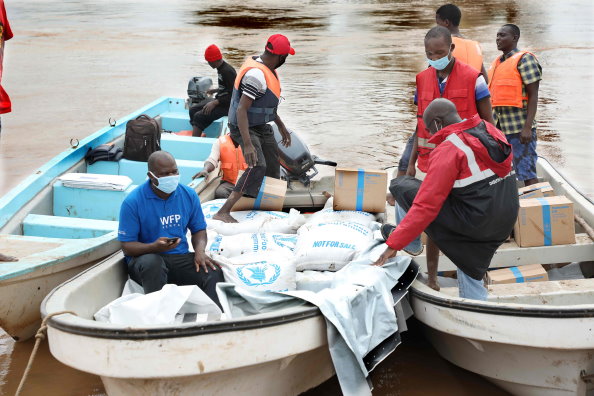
[410,284,594,318]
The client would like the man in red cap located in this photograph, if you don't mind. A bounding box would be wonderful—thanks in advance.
[213,34,295,223]
[189,44,237,137]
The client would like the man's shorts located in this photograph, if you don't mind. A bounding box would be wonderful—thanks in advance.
[230,124,280,198]
[506,128,537,181]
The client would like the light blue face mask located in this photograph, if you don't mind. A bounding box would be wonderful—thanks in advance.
[149,172,180,194]
[427,51,451,70]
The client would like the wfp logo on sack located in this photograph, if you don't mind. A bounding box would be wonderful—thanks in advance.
[209,235,223,253]
[237,262,281,286]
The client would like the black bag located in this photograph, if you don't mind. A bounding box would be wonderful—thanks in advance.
[123,114,161,162]
[187,76,212,104]
[85,144,123,165]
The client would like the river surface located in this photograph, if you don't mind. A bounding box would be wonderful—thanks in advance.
[0,0,592,394]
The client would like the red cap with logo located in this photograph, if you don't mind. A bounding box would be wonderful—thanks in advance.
[265,34,295,56]
[204,44,222,62]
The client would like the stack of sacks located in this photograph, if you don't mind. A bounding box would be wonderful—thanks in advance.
[202,199,305,235]
[293,200,379,272]
[201,200,301,292]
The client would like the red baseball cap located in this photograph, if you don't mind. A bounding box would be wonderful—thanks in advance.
[265,34,295,56]
[204,44,222,62]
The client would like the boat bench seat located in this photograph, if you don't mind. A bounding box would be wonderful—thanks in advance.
[160,134,216,161]
[87,158,205,185]
[160,111,224,138]
[23,214,118,239]
[53,181,137,221]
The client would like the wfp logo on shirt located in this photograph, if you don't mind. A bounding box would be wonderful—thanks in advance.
[160,214,182,229]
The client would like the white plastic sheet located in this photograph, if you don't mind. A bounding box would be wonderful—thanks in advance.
[94,284,222,325]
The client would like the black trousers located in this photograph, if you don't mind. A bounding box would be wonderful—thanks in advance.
[127,253,224,309]
[229,123,280,197]
[189,99,229,131]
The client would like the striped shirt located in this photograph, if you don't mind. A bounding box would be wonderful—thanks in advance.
[239,57,268,100]
[492,48,542,135]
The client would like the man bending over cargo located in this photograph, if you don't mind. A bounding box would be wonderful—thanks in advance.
[117,151,224,308]
[213,34,293,223]
[374,98,518,300]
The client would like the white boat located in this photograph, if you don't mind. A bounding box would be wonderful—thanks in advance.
[40,196,418,396]
[0,97,226,341]
[410,157,594,396]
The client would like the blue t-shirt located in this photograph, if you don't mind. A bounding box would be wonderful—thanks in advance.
[118,180,207,256]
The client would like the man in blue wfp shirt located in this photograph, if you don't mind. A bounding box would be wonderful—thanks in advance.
[118,151,224,308]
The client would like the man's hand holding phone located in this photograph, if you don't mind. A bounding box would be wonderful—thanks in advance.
[154,236,180,252]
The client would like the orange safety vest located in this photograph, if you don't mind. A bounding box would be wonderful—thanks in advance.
[228,57,281,127]
[219,135,248,184]
[452,37,483,73]
[487,51,535,108]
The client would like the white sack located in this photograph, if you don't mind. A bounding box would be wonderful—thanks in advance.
[294,221,374,271]
[208,208,305,236]
[94,284,222,325]
[213,252,296,292]
[207,232,297,258]
[307,207,376,227]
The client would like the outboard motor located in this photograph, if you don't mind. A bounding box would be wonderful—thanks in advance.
[271,123,336,186]
[187,76,213,107]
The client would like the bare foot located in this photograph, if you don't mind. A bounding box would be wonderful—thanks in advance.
[0,253,18,262]
[427,280,440,292]
[213,212,238,223]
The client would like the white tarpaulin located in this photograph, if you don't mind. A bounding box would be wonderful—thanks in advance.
[94,284,222,325]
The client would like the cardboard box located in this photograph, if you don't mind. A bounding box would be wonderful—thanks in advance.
[333,168,387,213]
[231,174,287,212]
[486,264,549,285]
[518,182,555,199]
[514,195,575,247]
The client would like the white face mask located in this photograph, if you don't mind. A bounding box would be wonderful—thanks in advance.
[149,172,180,194]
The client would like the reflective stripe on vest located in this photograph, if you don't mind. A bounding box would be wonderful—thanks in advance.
[452,37,483,73]
[219,135,248,184]
[488,51,534,108]
[446,134,496,188]
[227,57,281,127]
[417,137,436,149]
[416,60,480,172]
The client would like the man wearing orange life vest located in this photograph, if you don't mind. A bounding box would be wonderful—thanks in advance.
[192,134,248,199]
[213,34,293,223]
[435,4,488,81]
[489,24,542,187]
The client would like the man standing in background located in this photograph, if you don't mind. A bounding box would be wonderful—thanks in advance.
[0,0,16,263]
[435,3,488,80]
[489,24,542,187]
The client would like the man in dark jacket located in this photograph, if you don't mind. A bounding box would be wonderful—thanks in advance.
[375,98,518,300]
[190,44,237,137]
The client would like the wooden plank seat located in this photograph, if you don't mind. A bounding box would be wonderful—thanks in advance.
[53,180,137,221]
[23,214,118,239]
[411,233,594,272]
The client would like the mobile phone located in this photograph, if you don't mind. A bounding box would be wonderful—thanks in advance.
[166,237,178,244]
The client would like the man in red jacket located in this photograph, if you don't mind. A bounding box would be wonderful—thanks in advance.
[375,98,518,300]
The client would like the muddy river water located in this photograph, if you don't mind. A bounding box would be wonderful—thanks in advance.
[0,0,592,394]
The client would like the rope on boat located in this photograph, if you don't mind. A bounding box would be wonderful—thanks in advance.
[575,214,594,241]
[15,311,77,396]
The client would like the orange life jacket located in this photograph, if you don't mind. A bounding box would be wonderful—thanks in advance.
[219,135,248,184]
[452,37,483,73]
[228,57,281,127]
[487,51,535,108]
[416,60,480,172]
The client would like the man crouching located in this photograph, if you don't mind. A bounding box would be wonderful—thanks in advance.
[374,98,519,300]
